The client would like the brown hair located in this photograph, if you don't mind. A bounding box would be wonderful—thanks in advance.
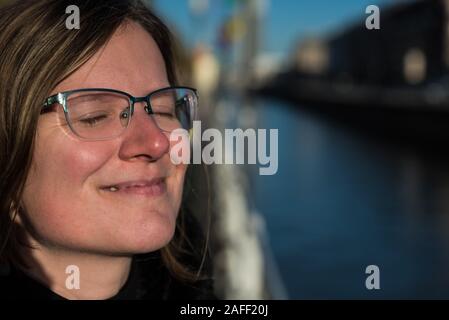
[0,0,208,283]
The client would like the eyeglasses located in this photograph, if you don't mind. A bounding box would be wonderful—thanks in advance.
[41,86,199,141]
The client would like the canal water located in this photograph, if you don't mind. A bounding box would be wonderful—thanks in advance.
[248,98,449,299]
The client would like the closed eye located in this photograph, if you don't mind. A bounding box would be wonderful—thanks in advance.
[153,111,175,118]
[78,114,109,126]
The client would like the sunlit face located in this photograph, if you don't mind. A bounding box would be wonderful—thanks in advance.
[20,21,187,255]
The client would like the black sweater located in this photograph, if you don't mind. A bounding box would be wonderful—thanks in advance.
[0,250,216,300]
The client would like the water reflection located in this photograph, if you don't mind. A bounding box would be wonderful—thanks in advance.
[250,99,449,299]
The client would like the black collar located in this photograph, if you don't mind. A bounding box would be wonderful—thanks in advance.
[0,251,216,300]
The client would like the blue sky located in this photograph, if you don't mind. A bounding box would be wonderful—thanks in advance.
[153,0,394,55]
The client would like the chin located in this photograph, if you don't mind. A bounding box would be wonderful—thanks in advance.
[117,214,177,254]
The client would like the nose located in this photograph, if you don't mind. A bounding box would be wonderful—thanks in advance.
[117,102,169,162]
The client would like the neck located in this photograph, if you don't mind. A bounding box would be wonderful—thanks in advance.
[18,242,132,300]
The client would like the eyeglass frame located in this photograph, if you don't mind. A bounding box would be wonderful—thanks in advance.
[41,86,199,141]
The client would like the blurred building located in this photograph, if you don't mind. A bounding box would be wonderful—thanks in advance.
[287,0,449,88]
[256,0,449,142]
[322,0,447,87]
[261,0,449,107]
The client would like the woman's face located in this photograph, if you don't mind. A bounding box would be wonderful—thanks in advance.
[21,21,187,255]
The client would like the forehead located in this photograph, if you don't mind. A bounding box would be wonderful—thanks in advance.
[52,21,169,96]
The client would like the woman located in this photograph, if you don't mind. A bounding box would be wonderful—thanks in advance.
[0,0,215,299]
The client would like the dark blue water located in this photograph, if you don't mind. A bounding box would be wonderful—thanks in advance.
[249,99,449,299]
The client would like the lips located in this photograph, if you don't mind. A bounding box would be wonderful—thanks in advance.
[100,178,166,196]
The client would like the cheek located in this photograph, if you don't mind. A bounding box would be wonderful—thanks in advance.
[166,139,188,206]
[22,135,112,239]
[172,163,187,207]
[35,136,111,190]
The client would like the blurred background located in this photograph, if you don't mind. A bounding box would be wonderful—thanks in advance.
[149,0,449,299]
